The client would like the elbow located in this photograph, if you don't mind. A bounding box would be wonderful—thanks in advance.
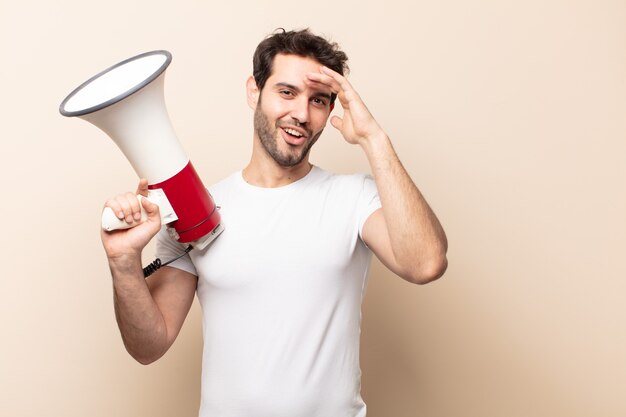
[405,255,448,285]
[124,344,166,366]
[131,351,164,366]
[119,327,170,365]
[135,355,159,366]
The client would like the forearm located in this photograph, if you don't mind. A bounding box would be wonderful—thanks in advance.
[109,254,168,364]
[361,132,448,277]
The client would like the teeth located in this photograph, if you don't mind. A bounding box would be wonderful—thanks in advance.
[284,128,303,137]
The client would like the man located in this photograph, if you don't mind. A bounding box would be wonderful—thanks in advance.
[102,29,447,417]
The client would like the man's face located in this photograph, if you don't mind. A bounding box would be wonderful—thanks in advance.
[252,54,333,167]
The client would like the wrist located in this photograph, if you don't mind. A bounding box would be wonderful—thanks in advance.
[359,130,391,154]
[107,251,143,274]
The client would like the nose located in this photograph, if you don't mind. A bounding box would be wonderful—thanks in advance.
[289,96,309,125]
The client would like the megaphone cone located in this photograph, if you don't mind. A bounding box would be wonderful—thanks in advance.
[60,50,223,250]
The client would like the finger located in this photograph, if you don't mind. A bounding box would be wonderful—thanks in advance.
[141,196,160,219]
[306,73,359,106]
[305,72,341,95]
[111,195,133,224]
[320,66,355,92]
[117,192,141,223]
[104,198,125,220]
[141,198,161,231]
[125,191,143,222]
[319,65,341,77]
[330,115,343,131]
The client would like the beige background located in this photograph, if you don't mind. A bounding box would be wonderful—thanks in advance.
[1,0,624,416]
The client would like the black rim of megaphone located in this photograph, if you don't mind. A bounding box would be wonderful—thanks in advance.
[59,50,172,117]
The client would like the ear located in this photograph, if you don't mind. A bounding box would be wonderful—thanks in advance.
[246,76,260,109]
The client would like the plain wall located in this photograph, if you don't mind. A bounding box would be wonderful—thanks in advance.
[1,0,624,416]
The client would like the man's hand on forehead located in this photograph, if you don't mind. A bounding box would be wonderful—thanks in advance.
[305,66,383,146]
[305,66,358,104]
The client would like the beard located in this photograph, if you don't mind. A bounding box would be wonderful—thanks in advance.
[253,103,323,167]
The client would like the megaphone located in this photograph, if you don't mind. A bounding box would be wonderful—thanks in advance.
[59,50,223,250]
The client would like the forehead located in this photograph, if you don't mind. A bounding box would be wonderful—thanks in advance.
[267,54,324,87]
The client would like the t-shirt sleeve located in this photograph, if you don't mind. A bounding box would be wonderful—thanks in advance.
[357,174,382,239]
[154,226,198,276]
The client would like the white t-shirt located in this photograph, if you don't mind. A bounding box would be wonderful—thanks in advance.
[156,166,381,417]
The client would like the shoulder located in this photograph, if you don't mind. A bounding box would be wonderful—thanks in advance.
[307,168,380,217]
[208,171,240,192]
[311,166,375,191]
[205,171,241,200]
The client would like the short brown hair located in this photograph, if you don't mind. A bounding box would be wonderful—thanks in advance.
[253,28,349,104]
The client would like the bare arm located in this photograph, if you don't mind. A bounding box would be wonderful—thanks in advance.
[360,135,448,284]
[306,67,448,284]
[102,180,197,364]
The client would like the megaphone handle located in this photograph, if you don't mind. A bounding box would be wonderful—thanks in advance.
[101,190,178,231]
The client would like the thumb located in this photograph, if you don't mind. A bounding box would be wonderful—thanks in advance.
[330,115,343,131]
[141,197,160,220]
[136,178,150,196]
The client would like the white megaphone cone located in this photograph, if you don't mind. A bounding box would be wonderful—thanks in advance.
[60,50,223,250]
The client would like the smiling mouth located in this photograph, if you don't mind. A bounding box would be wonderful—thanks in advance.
[279,127,309,146]
[283,127,304,138]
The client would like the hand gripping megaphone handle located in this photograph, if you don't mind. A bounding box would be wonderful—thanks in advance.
[101,189,178,231]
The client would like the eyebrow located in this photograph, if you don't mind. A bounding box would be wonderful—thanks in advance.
[274,82,332,101]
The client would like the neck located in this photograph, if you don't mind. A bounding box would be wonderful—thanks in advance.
[243,142,313,188]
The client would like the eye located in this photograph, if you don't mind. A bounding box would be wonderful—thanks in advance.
[279,90,294,98]
[311,97,328,107]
